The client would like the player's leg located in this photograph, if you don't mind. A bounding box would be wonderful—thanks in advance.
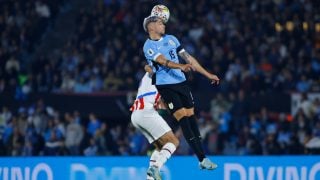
[131,111,161,179]
[185,108,201,139]
[179,83,202,140]
[157,85,217,169]
[149,143,160,168]
[157,87,206,163]
[182,89,218,170]
[152,131,179,169]
[147,144,161,180]
[132,109,175,179]
[173,108,207,162]
[185,108,217,170]
[184,108,205,158]
[147,130,178,180]
[147,131,176,180]
[165,85,207,162]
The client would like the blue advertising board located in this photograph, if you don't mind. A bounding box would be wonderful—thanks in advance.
[0,156,319,180]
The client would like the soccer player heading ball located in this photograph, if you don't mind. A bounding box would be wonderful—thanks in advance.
[142,3,220,180]
[151,5,170,23]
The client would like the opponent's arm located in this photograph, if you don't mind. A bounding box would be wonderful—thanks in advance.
[179,50,220,85]
[154,54,193,72]
[144,64,154,75]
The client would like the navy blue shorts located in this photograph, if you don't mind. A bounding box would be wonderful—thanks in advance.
[156,81,194,114]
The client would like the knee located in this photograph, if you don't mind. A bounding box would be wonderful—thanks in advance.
[185,108,194,117]
[163,132,179,148]
[172,137,179,148]
[173,108,188,120]
[173,138,180,148]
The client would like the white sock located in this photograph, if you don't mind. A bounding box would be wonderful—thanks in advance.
[149,150,160,167]
[155,142,176,169]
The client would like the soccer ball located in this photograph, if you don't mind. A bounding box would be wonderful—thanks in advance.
[151,5,170,23]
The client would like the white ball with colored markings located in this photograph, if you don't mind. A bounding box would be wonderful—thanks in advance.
[151,5,170,23]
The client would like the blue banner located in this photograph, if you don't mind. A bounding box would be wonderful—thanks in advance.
[0,156,319,180]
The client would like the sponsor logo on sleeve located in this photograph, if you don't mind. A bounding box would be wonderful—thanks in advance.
[148,49,154,56]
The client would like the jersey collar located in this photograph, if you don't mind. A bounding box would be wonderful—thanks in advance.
[149,37,163,41]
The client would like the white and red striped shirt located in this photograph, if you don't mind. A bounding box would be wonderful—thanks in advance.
[130,73,160,112]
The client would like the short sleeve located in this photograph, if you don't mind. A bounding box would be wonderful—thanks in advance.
[143,42,161,61]
[169,35,184,53]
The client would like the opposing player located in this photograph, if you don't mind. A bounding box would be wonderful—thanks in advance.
[142,15,219,170]
[131,65,188,180]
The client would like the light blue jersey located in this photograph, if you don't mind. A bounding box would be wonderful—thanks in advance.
[143,34,186,85]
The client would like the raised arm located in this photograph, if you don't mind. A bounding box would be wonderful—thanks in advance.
[154,54,193,72]
[179,49,220,85]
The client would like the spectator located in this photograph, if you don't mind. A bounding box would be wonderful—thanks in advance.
[6,127,24,156]
[44,130,63,156]
[65,113,83,155]
[87,113,101,136]
[83,138,98,156]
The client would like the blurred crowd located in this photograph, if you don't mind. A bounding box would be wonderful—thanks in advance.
[0,0,320,156]
[0,94,319,156]
[0,0,65,96]
[0,100,129,156]
[1,0,319,95]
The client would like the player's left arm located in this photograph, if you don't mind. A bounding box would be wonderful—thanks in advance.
[178,49,220,85]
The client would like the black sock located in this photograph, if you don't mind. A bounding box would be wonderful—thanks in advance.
[179,116,205,162]
[189,115,202,140]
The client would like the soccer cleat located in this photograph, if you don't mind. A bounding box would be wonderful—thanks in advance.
[199,158,218,170]
[147,166,161,180]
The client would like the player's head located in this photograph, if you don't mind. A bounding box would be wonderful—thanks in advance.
[143,15,165,35]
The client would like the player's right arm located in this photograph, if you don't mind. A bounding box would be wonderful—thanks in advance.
[155,55,193,72]
[143,42,193,73]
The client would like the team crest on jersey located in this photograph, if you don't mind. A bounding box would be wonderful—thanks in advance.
[148,49,154,56]
[168,39,175,46]
[168,102,174,109]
